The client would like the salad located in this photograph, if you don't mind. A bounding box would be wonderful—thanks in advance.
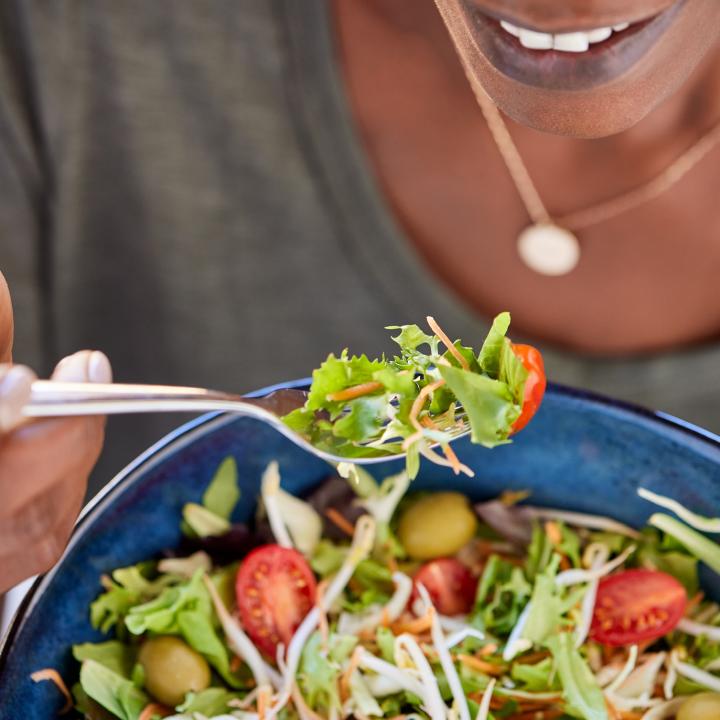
[281,313,546,478]
[34,457,720,720]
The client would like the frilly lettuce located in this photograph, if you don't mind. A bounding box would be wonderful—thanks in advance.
[283,313,532,477]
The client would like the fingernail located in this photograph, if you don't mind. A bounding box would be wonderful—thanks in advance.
[52,351,92,382]
[0,364,36,431]
[88,351,112,384]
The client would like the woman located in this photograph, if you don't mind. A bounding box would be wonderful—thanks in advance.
[1,0,719,592]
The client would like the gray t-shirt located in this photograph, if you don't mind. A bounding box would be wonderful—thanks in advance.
[2,1,719,492]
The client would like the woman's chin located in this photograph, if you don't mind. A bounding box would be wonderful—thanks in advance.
[490,89,657,139]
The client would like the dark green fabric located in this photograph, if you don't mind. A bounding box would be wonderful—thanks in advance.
[1,1,718,492]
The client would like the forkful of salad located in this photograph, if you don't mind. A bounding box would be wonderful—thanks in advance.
[22,313,546,478]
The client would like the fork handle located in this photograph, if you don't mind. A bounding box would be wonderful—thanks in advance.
[23,380,266,418]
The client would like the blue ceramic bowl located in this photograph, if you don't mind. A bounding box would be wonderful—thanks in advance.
[2,381,720,717]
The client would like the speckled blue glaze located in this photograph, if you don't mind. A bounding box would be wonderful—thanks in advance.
[2,382,720,717]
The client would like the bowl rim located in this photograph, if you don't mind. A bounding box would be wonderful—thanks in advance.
[2,378,719,669]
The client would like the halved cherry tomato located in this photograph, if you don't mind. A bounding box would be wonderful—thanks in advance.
[235,544,317,658]
[589,569,687,646]
[510,343,546,433]
[412,558,477,616]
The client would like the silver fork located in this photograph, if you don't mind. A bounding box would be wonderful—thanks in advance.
[23,381,472,465]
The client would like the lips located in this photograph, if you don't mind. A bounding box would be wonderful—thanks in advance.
[459,0,685,91]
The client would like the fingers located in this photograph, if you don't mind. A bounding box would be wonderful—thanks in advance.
[0,349,112,592]
[52,349,113,384]
[0,364,36,432]
[0,270,13,362]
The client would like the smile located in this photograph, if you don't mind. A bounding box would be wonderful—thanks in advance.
[498,19,634,53]
[462,0,685,90]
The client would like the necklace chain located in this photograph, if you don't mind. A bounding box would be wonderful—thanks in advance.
[471,77,720,232]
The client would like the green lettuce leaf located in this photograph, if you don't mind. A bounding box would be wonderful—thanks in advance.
[202,456,240,520]
[649,513,720,574]
[90,563,176,633]
[523,558,585,645]
[438,364,519,447]
[306,351,387,412]
[79,660,148,720]
[298,631,342,712]
[72,641,135,679]
[124,570,238,686]
[182,503,231,537]
[376,627,396,663]
[176,687,243,714]
[511,657,557,692]
[332,394,391,441]
[477,312,511,376]
[387,324,438,354]
[473,555,531,635]
[546,633,607,720]
[637,529,699,596]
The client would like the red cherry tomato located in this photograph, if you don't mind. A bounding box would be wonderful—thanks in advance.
[412,558,477,616]
[235,544,317,658]
[510,343,546,433]
[590,569,687,646]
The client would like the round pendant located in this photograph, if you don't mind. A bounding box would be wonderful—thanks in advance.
[517,223,580,276]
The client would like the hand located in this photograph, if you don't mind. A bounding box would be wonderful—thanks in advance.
[0,271,111,593]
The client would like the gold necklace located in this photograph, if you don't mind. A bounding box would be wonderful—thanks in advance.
[471,83,720,276]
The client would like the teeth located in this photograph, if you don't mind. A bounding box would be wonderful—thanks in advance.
[553,32,589,52]
[500,20,520,37]
[500,20,632,53]
[518,29,553,50]
[585,27,613,43]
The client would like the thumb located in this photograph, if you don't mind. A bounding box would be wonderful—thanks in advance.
[52,350,113,384]
[0,364,36,432]
[0,271,14,363]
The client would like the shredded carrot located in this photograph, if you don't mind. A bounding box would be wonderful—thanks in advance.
[408,379,446,433]
[391,612,434,635]
[441,440,463,476]
[339,648,362,702]
[30,669,73,714]
[456,654,507,676]
[513,650,550,665]
[326,381,384,403]
[229,687,259,709]
[479,643,499,657]
[230,654,243,673]
[257,685,269,720]
[420,413,462,475]
[426,316,469,370]
[686,591,705,614]
[544,520,563,546]
[324,507,355,537]
[316,579,330,649]
[138,703,171,720]
[386,553,399,573]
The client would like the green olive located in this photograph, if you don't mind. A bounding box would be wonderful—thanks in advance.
[677,692,720,720]
[138,636,211,707]
[398,492,477,560]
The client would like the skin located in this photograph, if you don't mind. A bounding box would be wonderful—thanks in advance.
[333,0,720,353]
[1,0,719,590]
[0,272,107,594]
